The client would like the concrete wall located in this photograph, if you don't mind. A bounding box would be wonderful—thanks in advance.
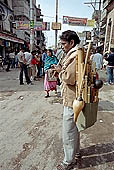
[13,0,29,19]
[104,8,114,51]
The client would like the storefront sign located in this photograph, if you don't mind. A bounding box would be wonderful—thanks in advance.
[16,21,30,30]
[34,22,50,31]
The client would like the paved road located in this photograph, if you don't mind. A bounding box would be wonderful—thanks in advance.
[0,69,114,170]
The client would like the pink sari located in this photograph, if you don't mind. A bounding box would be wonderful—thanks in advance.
[44,72,57,92]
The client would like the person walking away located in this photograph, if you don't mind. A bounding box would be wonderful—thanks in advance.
[53,30,81,170]
[9,50,15,68]
[0,55,4,70]
[24,49,32,80]
[30,50,37,81]
[92,48,103,70]
[17,48,31,85]
[44,49,58,98]
[103,51,109,69]
[15,51,19,68]
[104,48,114,85]
[5,52,11,72]
[92,48,103,80]
[36,50,42,78]
[42,49,47,76]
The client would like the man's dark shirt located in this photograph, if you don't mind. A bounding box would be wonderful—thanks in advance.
[106,53,114,66]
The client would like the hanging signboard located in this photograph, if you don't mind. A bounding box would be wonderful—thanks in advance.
[15,21,50,31]
[63,16,87,26]
[51,22,61,30]
[16,21,30,30]
[87,19,95,27]
[34,22,50,31]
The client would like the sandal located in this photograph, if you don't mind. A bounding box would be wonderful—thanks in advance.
[75,153,82,159]
[45,94,50,98]
[57,163,73,170]
[57,160,77,170]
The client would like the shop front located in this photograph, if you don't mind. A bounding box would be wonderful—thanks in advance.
[0,32,24,59]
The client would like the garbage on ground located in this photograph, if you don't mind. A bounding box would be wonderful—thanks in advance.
[18,96,24,100]
[99,119,103,123]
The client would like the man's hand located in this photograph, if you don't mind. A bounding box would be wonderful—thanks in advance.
[53,65,62,73]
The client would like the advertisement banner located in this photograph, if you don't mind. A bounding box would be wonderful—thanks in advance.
[63,16,87,26]
[16,21,30,30]
[34,22,50,31]
[16,21,50,31]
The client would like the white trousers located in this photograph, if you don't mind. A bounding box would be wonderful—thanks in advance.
[63,106,80,164]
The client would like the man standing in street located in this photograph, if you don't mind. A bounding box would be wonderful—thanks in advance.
[54,30,81,170]
[17,48,31,85]
[92,48,103,70]
[105,48,114,85]
[24,48,32,80]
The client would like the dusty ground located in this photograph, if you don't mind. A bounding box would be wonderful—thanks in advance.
[0,69,114,170]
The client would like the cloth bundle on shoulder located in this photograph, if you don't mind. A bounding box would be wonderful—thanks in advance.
[47,69,57,82]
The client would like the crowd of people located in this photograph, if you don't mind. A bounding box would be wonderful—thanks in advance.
[0,29,114,170]
[90,47,114,85]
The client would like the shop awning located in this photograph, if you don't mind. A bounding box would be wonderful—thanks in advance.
[0,32,24,44]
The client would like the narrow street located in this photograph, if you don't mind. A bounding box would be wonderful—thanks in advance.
[0,69,114,170]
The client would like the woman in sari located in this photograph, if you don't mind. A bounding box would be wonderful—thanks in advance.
[44,49,58,98]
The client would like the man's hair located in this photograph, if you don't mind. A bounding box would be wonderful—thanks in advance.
[31,50,36,55]
[96,48,101,53]
[60,30,80,47]
[37,50,41,55]
[20,47,25,51]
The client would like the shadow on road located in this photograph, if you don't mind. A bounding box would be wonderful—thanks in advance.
[98,100,114,111]
[78,142,114,169]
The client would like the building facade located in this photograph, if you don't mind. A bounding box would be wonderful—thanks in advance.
[0,0,45,59]
[0,0,24,58]
[101,0,114,52]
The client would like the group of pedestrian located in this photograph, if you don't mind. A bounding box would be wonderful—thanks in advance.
[17,30,114,170]
[1,29,113,170]
[5,50,19,72]
[90,47,114,85]
[17,47,44,85]
[45,30,113,170]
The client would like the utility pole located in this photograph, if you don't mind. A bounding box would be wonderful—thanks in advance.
[55,0,58,48]
[30,0,34,52]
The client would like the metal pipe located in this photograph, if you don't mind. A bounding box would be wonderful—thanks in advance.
[30,0,34,52]
[55,0,58,48]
